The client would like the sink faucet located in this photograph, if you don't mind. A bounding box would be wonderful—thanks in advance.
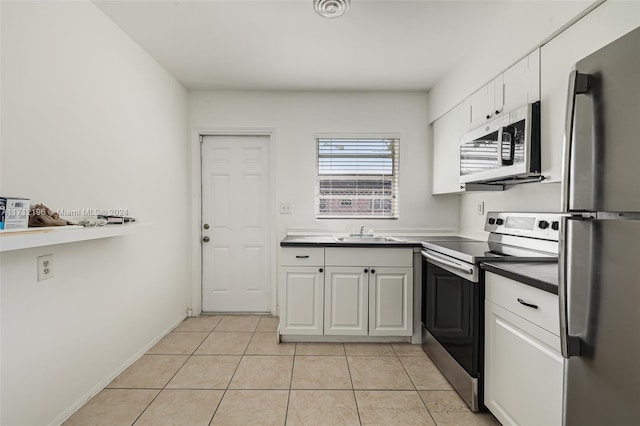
[359,225,365,237]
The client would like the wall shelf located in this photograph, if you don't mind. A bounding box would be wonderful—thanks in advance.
[0,223,152,252]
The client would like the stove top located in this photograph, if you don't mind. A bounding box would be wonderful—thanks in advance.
[421,212,562,264]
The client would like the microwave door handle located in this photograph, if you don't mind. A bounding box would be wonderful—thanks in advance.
[500,126,515,165]
[561,70,590,212]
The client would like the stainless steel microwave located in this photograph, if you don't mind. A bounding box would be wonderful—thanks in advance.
[460,101,541,185]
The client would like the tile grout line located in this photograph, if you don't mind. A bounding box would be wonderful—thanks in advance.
[396,354,440,426]
[417,391,440,426]
[207,318,261,425]
[344,348,363,425]
[284,347,296,426]
[128,351,193,425]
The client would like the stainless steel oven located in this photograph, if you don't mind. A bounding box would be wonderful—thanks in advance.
[421,212,561,412]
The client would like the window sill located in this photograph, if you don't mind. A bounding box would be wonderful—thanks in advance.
[0,223,153,252]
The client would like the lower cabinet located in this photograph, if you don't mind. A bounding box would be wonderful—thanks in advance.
[484,272,563,426]
[279,246,413,337]
[279,247,325,335]
[323,266,413,336]
[280,266,324,335]
[324,267,368,335]
[368,267,412,336]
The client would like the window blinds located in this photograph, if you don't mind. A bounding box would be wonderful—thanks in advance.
[316,137,399,218]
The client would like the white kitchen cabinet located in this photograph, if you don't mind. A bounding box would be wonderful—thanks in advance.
[369,267,412,336]
[432,98,469,195]
[539,2,640,183]
[469,49,540,130]
[469,76,503,129]
[324,247,413,337]
[324,267,368,335]
[280,246,413,337]
[484,272,563,426]
[502,49,540,114]
[279,247,325,335]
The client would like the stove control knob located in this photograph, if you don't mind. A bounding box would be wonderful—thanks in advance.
[495,218,504,226]
[538,220,550,230]
[488,218,496,225]
[551,221,560,231]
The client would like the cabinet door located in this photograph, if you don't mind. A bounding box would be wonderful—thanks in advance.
[540,2,640,183]
[484,301,563,426]
[469,80,495,128]
[432,98,470,194]
[279,267,324,335]
[324,267,368,335]
[501,49,540,115]
[369,267,412,336]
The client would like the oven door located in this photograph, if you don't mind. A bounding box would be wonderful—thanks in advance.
[421,250,481,377]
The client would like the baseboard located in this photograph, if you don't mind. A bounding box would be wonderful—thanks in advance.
[51,313,186,426]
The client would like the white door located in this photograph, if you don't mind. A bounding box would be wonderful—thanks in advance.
[201,135,271,312]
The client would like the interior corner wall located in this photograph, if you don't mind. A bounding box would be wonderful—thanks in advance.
[189,90,460,240]
[0,2,189,425]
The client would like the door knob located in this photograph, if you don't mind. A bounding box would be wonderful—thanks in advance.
[202,236,210,243]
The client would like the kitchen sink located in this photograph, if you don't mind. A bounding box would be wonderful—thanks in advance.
[333,236,406,243]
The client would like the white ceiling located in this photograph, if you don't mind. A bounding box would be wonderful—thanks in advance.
[94,0,589,91]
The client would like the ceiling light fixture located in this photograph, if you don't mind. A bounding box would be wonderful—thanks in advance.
[313,0,350,19]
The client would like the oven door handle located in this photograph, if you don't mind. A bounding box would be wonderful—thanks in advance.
[421,250,474,275]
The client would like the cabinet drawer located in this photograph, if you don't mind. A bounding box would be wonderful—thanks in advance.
[325,248,412,267]
[485,271,559,335]
[280,247,324,266]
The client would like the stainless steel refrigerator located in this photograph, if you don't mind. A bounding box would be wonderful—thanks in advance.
[560,26,640,425]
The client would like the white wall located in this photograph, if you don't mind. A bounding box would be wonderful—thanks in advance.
[189,91,459,237]
[0,2,189,425]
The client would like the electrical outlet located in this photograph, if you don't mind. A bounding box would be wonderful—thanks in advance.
[37,254,54,281]
[279,202,292,214]
[476,201,485,215]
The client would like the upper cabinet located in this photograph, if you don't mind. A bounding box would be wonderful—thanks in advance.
[469,49,540,130]
[540,2,640,183]
[503,50,540,114]
[432,98,470,195]
[469,76,503,128]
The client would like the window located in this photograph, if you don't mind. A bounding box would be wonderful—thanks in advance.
[316,137,399,218]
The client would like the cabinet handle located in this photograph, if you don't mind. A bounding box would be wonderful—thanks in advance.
[296,255,310,259]
[486,114,492,120]
[364,268,368,273]
[517,298,538,309]
[495,109,501,115]
[319,268,323,273]
[371,269,376,274]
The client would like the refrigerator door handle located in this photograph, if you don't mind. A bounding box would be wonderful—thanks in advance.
[561,70,590,212]
[559,216,582,358]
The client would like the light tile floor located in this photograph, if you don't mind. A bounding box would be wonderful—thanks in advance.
[63,315,500,426]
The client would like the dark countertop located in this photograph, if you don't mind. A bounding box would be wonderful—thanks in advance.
[482,262,559,295]
[280,235,476,248]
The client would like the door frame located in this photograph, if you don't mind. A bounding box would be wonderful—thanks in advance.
[190,128,278,316]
